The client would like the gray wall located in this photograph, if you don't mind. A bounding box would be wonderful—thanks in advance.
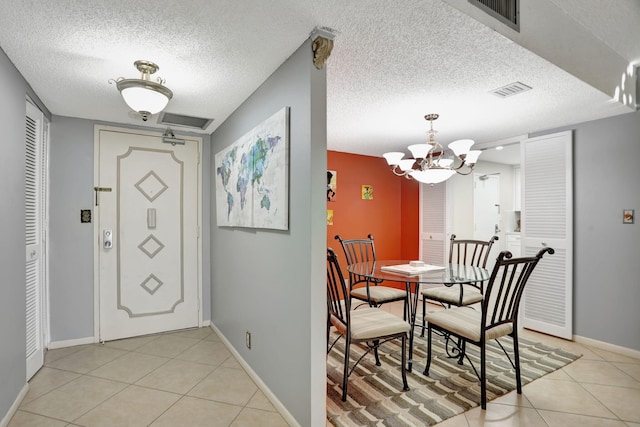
[0,46,28,422]
[48,117,212,342]
[572,110,640,351]
[209,39,327,426]
[49,117,96,340]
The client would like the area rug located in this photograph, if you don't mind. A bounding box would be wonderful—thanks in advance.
[326,331,581,426]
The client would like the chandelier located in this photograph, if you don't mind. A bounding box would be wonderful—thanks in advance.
[110,60,173,122]
[383,114,481,184]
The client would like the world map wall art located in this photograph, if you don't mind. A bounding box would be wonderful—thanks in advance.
[215,107,289,230]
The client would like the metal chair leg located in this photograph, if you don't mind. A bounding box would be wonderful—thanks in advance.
[423,324,432,375]
[513,331,522,394]
[420,297,426,337]
[401,334,409,391]
[457,338,466,365]
[342,337,350,402]
[480,339,487,409]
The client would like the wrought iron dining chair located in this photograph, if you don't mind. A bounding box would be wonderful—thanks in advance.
[423,247,554,409]
[335,234,408,311]
[327,248,410,401]
[420,234,498,336]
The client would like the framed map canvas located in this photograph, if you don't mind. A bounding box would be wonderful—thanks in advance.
[215,107,289,230]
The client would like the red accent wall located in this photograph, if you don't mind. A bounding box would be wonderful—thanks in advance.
[400,176,420,260]
[327,151,420,272]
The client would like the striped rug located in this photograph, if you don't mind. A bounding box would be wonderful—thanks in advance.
[326,331,581,426]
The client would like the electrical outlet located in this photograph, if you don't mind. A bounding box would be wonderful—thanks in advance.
[246,331,251,349]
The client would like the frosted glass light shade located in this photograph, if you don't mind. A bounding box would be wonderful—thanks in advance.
[465,150,482,164]
[383,152,405,165]
[448,139,475,157]
[120,86,171,114]
[408,144,431,159]
[410,169,456,184]
[116,77,173,115]
[398,159,416,171]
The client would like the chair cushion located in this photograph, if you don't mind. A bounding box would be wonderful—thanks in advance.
[421,285,482,306]
[351,286,407,304]
[332,308,410,341]
[424,306,512,342]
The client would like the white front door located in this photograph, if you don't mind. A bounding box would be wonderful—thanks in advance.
[95,126,201,342]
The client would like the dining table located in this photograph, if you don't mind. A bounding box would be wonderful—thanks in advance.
[346,260,490,372]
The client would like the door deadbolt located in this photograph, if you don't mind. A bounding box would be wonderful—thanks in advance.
[103,229,113,249]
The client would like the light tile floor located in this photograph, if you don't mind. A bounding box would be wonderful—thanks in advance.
[333,300,640,427]
[10,327,290,427]
[11,306,640,427]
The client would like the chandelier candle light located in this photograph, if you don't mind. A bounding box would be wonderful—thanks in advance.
[110,60,173,122]
[383,114,481,184]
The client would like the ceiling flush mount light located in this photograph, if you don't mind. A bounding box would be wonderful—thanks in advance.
[110,60,173,121]
[383,114,481,184]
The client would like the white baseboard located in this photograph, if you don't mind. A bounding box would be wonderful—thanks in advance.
[47,336,96,350]
[0,383,28,427]
[201,320,211,327]
[574,335,640,360]
[208,324,299,427]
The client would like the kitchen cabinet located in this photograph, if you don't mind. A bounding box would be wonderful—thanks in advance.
[506,232,521,257]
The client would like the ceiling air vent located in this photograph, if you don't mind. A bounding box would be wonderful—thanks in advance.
[469,0,519,32]
[490,81,532,98]
[157,112,213,130]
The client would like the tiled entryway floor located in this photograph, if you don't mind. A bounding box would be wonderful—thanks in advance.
[10,309,640,427]
[10,327,290,427]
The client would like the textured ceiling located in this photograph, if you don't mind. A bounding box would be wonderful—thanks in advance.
[0,0,637,159]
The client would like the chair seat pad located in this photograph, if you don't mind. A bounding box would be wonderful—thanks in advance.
[421,286,482,306]
[333,308,410,341]
[351,286,407,304]
[424,306,512,342]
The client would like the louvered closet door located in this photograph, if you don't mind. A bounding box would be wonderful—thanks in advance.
[26,101,47,380]
[521,131,573,339]
[420,182,447,264]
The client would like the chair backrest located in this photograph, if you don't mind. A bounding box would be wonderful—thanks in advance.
[482,248,554,332]
[334,234,378,287]
[448,234,499,268]
[327,247,350,331]
[335,234,377,265]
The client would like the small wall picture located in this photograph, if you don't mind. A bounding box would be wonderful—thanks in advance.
[623,209,634,224]
[327,209,334,225]
[327,170,337,201]
[362,184,373,200]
